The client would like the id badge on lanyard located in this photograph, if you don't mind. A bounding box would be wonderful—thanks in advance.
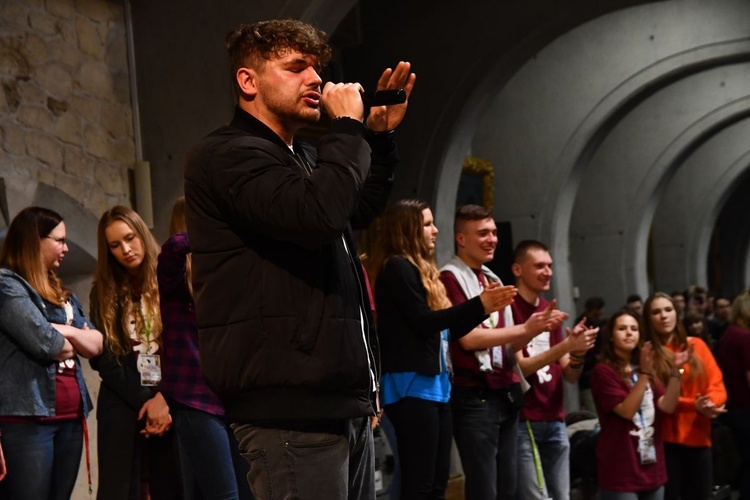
[638,435,657,465]
[632,370,657,465]
[137,353,161,386]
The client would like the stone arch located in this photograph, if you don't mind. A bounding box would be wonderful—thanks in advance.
[0,179,98,279]
[452,0,750,316]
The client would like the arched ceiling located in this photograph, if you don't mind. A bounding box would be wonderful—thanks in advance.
[467,0,750,316]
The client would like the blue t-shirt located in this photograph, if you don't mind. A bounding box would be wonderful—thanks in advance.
[381,329,452,405]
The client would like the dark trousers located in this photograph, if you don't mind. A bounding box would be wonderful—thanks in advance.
[232,417,374,500]
[0,419,82,500]
[725,410,750,499]
[451,386,520,500]
[172,403,253,500]
[385,397,452,500]
[664,442,712,500]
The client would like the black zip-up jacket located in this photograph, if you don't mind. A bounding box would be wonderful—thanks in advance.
[184,107,397,422]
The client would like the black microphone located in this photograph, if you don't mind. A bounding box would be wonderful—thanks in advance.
[361,89,407,107]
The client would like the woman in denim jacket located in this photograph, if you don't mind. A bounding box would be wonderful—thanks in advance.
[0,206,103,500]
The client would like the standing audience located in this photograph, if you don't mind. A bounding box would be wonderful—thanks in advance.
[0,207,103,500]
[512,240,597,500]
[371,199,515,499]
[715,290,750,500]
[89,206,180,499]
[439,205,565,500]
[642,292,726,500]
[591,309,687,500]
[158,197,252,500]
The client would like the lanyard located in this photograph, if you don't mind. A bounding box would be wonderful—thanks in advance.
[525,420,547,495]
[137,301,152,344]
[631,366,647,429]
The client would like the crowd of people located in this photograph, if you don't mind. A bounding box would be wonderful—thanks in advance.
[0,202,252,500]
[1,16,749,500]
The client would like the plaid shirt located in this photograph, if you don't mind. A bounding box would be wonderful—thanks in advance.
[158,232,224,416]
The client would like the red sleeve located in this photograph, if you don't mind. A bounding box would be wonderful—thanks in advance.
[591,362,629,416]
[440,270,468,307]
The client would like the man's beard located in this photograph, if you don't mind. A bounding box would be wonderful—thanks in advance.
[264,90,321,125]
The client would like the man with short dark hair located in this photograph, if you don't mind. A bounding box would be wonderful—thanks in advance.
[709,295,732,343]
[626,294,644,317]
[671,290,687,319]
[688,285,709,317]
[185,19,415,498]
[511,240,598,500]
[440,206,566,500]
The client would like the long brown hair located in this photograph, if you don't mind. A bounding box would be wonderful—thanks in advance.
[168,196,192,296]
[642,291,703,384]
[599,309,642,378]
[369,199,451,311]
[0,206,70,305]
[91,206,161,359]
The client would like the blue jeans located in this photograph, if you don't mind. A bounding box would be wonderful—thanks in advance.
[517,420,570,500]
[451,386,519,500]
[232,417,374,500]
[0,419,83,500]
[173,403,253,500]
[600,487,664,500]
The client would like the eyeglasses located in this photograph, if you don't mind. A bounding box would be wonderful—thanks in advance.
[46,236,67,247]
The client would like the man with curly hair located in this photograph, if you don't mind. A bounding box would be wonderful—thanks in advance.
[185,19,415,499]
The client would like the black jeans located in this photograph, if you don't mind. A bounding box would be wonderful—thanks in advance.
[385,397,452,500]
[232,417,374,500]
[725,410,750,499]
[451,386,520,500]
[664,442,712,500]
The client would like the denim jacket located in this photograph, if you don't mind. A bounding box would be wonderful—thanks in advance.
[0,268,94,417]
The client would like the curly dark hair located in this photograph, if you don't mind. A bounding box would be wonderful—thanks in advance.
[226,19,332,94]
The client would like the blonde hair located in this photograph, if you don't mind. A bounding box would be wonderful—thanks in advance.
[732,290,750,330]
[91,206,161,360]
[0,207,70,305]
[168,196,193,296]
[642,292,704,384]
[369,199,451,311]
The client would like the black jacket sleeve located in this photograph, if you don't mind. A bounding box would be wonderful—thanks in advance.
[350,131,398,230]
[377,256,488,340]
[208,123,372,249]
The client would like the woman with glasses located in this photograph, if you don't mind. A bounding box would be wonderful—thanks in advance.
[0,207,103,499]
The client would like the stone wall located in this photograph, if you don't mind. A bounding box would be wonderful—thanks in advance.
[0,0,133,220]
[0,1,133,497]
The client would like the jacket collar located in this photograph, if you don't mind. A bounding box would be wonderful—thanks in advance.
[229,106,307,156]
